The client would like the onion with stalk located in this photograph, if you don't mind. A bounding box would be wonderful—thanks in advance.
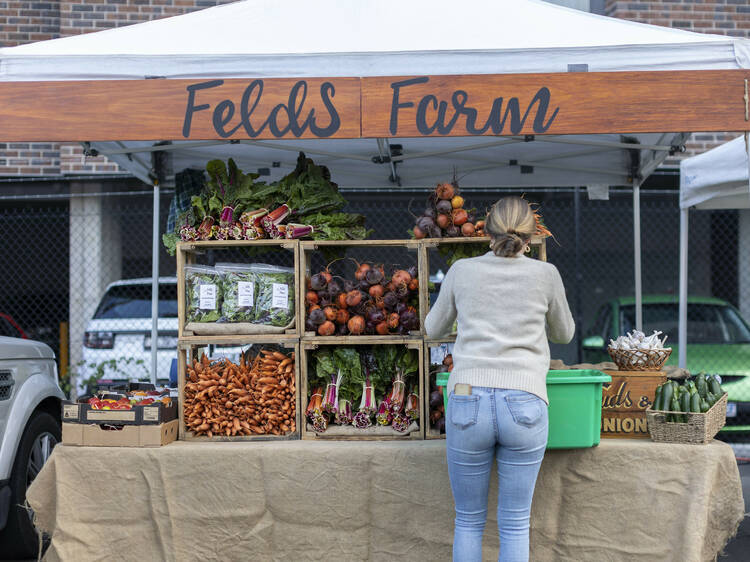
[436,182,456,200]
[347,315,365,335]
[436,214,451,230]
[351,259,371,281]
[436,199,453,214]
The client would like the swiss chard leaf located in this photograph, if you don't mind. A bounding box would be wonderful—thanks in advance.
[191,195,207,219]
[206,159,228,196]
[314,349,336,385]
[333,348,363,404]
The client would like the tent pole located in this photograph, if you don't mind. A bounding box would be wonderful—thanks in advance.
[574,185,583,364]
[678,208,689,369]
[150,180,160,385]
[633,181,643,331]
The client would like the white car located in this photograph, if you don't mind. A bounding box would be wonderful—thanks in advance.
[0,336,65,559]
[79,278,178,395]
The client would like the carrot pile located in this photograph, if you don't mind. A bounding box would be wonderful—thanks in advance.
[184,349,296,437]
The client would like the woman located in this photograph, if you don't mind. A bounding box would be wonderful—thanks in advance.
[425,196,574,562]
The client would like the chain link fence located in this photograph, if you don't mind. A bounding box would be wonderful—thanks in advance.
[1,181,748,435]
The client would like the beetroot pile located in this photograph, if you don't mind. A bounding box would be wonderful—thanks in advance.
[305,260,420,336]
[411,181,485,240]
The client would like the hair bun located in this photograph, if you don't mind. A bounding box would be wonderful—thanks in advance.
[489,232,524,257]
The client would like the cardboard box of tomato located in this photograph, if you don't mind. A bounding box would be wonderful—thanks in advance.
[62,395,177,426]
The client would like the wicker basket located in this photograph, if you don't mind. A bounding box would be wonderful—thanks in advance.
[607,347,672,371]
[645,393,727,444]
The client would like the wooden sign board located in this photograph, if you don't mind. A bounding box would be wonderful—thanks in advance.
[0,70,748,141]
[600,370,666,439]
[362,71,750,138]
[0,78,361,141]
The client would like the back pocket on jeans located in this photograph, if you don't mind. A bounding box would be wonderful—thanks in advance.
[449,394,480,429]
[505,394,544,428]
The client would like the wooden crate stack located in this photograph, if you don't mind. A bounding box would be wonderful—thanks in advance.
[175,236,547,441]
[176,240,301,441]
[421,236,547,440]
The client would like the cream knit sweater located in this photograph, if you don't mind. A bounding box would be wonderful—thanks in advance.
[425,251,575,404]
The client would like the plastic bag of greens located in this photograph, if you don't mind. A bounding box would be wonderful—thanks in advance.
[184,264,222,323]
[250,264,295,327]
[216,263,256,323]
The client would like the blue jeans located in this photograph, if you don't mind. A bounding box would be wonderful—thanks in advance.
[446,387,548,562]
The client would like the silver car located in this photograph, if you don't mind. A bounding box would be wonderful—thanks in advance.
[78,278,178,395]
[0,336,65,559]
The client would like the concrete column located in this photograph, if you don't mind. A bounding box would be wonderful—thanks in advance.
[740,209,750,321]
[68,183,122,396]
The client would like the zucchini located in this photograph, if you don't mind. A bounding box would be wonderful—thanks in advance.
[706,391,717,407]
[690,392,701,414]
[680,392,691,423]
[661,383,674,415]
[700,398,710,413]
[653,385,663,411]
[670,396,681,423]
[686,381,697,396]
[695,373,707,399]
[708,376,722,397]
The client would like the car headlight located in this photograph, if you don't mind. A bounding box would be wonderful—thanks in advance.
[84,331,114,349]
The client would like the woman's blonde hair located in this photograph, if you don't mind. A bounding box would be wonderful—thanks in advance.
[486,196,536,257]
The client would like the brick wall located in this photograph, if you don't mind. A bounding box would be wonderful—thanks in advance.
[0,1,235,177]
[606,1,750,162]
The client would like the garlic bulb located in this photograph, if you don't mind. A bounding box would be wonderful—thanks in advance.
[609,330,671,352]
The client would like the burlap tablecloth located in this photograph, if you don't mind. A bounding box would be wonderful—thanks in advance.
[28,439,743,561]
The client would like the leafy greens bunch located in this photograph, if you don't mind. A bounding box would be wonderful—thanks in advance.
[163,153,371,255]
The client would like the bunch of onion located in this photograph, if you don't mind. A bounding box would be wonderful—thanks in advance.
[410,179,483,240]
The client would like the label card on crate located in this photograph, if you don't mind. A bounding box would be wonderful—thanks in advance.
[601,370,665,439]
[272,284,289,309]
[199,284,217,310]
[237,282,254,307]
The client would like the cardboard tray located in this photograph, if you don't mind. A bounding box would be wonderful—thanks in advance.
[63,419,178,447]
[62,400,178,426]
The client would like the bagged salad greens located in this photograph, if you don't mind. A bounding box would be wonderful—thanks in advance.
[216,263,257,323]
[251,264,295,327]
[184,265,223,323]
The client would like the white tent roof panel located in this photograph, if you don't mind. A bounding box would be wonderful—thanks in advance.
[1,0,748,81]
[680,135,750,210]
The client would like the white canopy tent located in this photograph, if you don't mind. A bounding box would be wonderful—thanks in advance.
[678,135,750,368]
[2,0,749,381]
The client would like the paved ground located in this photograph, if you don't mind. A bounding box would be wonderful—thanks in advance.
[719,448,749,561]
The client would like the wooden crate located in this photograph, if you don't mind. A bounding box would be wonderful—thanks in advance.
[177,337,300,442]
[423,338,455,440]
[299,338,424,440]
[299,239,424,338]
[419,235,547,332]
[176,239,301,339]
[600,369,666,439]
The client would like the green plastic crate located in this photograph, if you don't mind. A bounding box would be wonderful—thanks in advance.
[546,369,611,449]
[436,372,450,412]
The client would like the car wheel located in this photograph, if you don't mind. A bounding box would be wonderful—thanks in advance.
[0,411,60,560]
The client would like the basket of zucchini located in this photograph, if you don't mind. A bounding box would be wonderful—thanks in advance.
[646,374,727,444]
